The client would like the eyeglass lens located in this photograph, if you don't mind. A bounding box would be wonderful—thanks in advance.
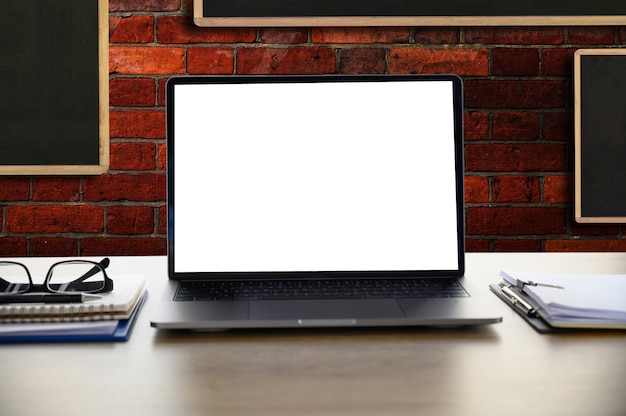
[0,263,30,293]
[47,262,106,293]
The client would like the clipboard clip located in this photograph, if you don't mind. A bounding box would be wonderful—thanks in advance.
[501,285,536,316]
[516,280,564,291]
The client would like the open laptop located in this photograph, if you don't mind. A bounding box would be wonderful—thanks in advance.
[151,74,502,330]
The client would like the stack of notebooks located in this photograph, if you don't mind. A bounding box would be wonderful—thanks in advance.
[0,276,147,342]
[490,271,626,332]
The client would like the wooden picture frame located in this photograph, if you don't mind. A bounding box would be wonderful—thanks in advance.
[194,0,626,27]
[0,0,109,175]
[574,49,626,223]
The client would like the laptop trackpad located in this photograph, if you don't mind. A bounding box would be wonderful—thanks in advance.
[249,299,405,320]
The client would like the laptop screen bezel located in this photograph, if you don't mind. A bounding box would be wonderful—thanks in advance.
[166,74,465,281]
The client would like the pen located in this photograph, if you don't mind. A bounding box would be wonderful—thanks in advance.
[516,279,564,290]
[501,285,536,316]
[0,293,102,305]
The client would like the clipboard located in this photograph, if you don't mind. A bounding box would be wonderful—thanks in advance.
[489,284,621,333]
[490,284,558,333]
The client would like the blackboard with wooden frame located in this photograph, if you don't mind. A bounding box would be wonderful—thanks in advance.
[194,0,626,27]
[574,49,626,224]
[0,0,109,175]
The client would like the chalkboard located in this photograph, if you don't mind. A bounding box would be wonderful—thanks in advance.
[574,49,626,224]
[0,0,109,175]
[194,0,626,27]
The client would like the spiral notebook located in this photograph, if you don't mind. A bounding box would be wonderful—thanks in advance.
[0,275,146,323]
[0,291,147,343]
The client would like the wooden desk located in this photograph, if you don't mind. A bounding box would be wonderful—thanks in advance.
[1,253,624,416]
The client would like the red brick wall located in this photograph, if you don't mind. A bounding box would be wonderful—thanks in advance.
[1,0,625,256]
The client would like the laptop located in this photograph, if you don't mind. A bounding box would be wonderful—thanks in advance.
[150,74,502,330]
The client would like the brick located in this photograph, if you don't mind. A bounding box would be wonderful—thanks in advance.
[6,206,105,234]
[465,143,567,172]
[619,27,626,43]
[542,112,572,141]
[492,48,539,76]
[0,177,30,201]
[237,47,336,75]
[110,46,185,75]
[492,112,540,141]
[157,144,167,170]
[492,175,540,203]
[541,48,576,77]
[158,16,256,43]
[110,142,157,171]
[81,237,167,256]
[464,239,490,252]
[338,48,387,74]
[389,48,489,76]
[464,112,489,141]
[493,239,542,252]
[187,47,235,75]
[107,206,155,235]
[83,174,166,202]
[259,28,309,44]
[110,110,166,139]
[30,238,78,257]
[568,27,616,45]
[414,28,460,44]
[312,27,410,44]
[32,177,80,202]
[543,175,572,204]
[465,80,565,109]
[0,237,27,257]
[464,176,489,203]
[570,222,620,236]
[546,240,626,252]
[466,207,567,236]
[109,0,181,12]
[109,15,154,43]
[110,78,157,107]
[465,27,564,45]
[157,206,167,234]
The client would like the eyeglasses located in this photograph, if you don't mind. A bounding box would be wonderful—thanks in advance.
[0,258,113,294]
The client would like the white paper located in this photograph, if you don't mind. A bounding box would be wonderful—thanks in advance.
[0,321,118,336]
[500,270,626,321]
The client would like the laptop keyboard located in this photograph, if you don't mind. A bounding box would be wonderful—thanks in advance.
[174,279,469,301]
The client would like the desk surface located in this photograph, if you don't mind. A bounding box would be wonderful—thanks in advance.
[1,253,625,416]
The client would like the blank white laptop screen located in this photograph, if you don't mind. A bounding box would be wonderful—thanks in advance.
[171,77,462,274]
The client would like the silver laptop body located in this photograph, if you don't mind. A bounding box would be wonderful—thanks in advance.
[151,74,501,330]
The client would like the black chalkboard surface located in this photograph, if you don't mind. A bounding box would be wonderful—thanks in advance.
[575,49,626,223]
[194,0,626,26]
[0,0,108,174]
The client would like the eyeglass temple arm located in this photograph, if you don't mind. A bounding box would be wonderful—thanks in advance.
[72,258,111,284]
